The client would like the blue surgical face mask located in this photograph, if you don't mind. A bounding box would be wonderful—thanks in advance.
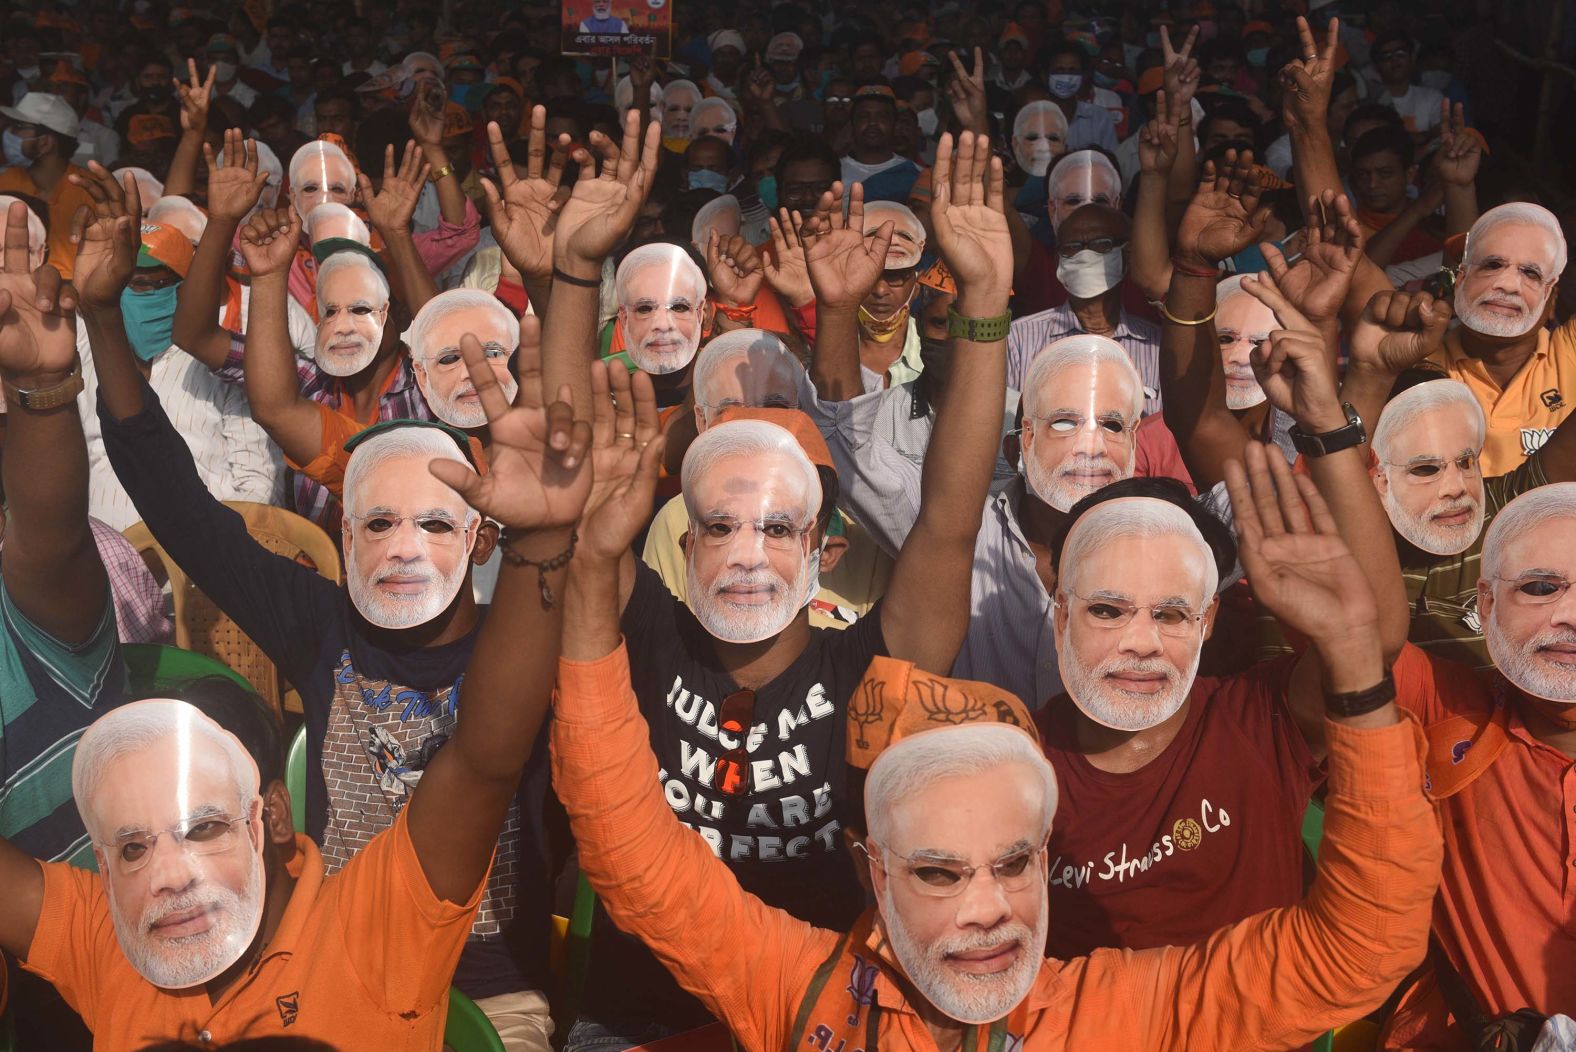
[119,284,180,361]
[1047,73,1083,99]
[756,173,779,211]
[3,129,31,168]
[687,168,729,193]
[1245,47,1270,69]
[1229,236,1290,276]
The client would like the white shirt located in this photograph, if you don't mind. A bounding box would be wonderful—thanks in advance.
[233,283,318,359]
[75,328,284,530]
[71,120,120,168]
[219,80,259,108]
[1379,84,1445,135]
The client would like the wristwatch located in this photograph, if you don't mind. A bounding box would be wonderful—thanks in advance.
[3,358,84,411]
[1324,671,1396,718]
[1289,401,1366,457]
[946,308,1012,342]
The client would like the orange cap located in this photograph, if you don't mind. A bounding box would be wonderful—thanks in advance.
[126,114,177,147]
[47,60,90,88]
[846,655,1039,772]
[712,406,835,475]
[443,102,474,139]
[137,221,194,278]
[1137,66,1165,95]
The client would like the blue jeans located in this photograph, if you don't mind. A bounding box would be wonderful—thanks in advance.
[563,1018,680,1052]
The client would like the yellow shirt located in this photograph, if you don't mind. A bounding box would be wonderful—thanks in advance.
[640,493,892,630]
[1428,318,1576,475]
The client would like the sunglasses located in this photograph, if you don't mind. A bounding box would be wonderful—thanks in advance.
[712,688,756,797]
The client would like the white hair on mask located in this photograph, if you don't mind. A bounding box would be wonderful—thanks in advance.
[0,195,47,258]
[681,419,821,526]
[316,249,390,306]
[690,97,737,133]
[288,140,355,191]
[1013,99,1068,139]
[119,167,165,208]
[147,196,208,245]
[866,724,1058,849]
[1020,333,1144,422]
[615,242,708,305]
[692,194,743,250]
[614,75,662,114]
[864,200,926,253]
[661,78,701,105]
[1215,272,1251,305]
[343,425,479,520]
[1482,482,1576,581]
[71,700,258,842]
[691,328,803,406]
[402,288,520,362]
[303,202,370,244]
[1372,379,1486,466]
[216,141,283,209]
[1463,201,1567,280]
[1047,149,1121,201]
[1060,496,1219,600]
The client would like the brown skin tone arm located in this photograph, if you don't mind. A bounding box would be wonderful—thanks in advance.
[162,61,216,199]
[359,143,439,313]
[236,207,322,467]
[802,181,893,401]
[409,84,467,227]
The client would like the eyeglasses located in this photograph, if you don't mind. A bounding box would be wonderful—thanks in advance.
[1490,574,1575,605]
[1464,257,1555,291]
[1384,452,1480,483]
[1375,47,1411,62]
[1030,412,1136,443]
[348,512,474,545]
[102,806,254,874]
[824,96,853,105]
[713,689,755,797]
[630,299,698,317]
[692,516,812,551]
[431,342,511,369]
[1056,236,1128,258]
[1061,590,1208,637]
[862,840,1046,898]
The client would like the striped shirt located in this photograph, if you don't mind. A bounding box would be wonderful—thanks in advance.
[89,518,171,645]
[1006,302,1163,416]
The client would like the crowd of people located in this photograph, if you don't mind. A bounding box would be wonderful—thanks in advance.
[0,0,1572,1049]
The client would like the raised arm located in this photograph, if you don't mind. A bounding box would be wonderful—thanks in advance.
[1433,101,1481,240]
[1159,26,1203,226]
[237,205,322,467]
[171,128,269,370]
[879,132,1009,674]
[1341,288,1454,452]
[408,82,467,228]
[1130,90,1184,303]
[802,181,893,401]
[359,141,438,313]
[162,60,215,199]
[405,321,590,904]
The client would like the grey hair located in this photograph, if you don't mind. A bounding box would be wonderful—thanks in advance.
[1020,333,1144,422]
[1215,272,1250,305]
[690,328,803,406]
[147,196,209,245]
[1012,99,1067,139]
[690,97,737,132]
[72,700,259,842]
[681,419,821,526]
[866,724,1059,848]
[288,139,356,190]
[1482,482,1576,580]
[343,425,478,521]
[615,243,708,306]
[1048,150,1121,203]
[402,288,520,363]
[1372,379,1486,466]
[1060,496,1220,600]
[1464,201,1567,280]
[692,195,742,250]
[303,202,369,244]
[661,79,702,105]
[864,201,926,253]
[316,250,390,308]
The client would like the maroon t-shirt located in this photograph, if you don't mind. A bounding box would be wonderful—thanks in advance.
[1035,654,1319,960]
[1015,239,1163,322]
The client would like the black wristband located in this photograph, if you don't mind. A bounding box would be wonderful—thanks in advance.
[498,529,577,608]
[1324,671,1396,718]
[552,266,602,288]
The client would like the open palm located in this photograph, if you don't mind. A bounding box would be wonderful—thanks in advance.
[0,205,75,376]
[205,128,269,221]
[69,164,141,309]
[554,111,661,267]
[930,131,1012,300]
[802,182,890,312]
[483,107,568,281]
[580,360,664,562]
[1177,153,1269,265]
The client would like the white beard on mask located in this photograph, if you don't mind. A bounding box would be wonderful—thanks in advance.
[1382,483,1484,556]
[880,880,1047,1025]
[316,328,382,377]
[686,543,819,643]
[1024,446,1132,512]
[423,371,520,429]
[1056,626,1200,732]
[1454,283,1549,339]
[348,541,474,629]
[628,326,702,376]
[1224,367,1267,410]
[1014,141,1056,178]
[1485,615,1576,703]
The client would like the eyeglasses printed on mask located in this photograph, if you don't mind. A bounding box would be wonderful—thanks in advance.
[859,839,1048,898]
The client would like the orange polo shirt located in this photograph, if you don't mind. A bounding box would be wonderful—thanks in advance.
[0,163,95,279]
[1428,318,1576,475]
[21,808,482,1051]
[553,644,1442,1051]
[1382,644,1576,1047]
[290,400,488,498]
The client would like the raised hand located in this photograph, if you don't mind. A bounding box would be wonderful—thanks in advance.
[763,208,814,308]
[1280,16,1340,135]
[944,48,989,136]
[408,79,447,147]
[1225,441,1377,641]
[427,320,597,532]
[1432,101,1482,189]
[1349,289,1453,375]
[175,58,216,135]
[1175,150,1271,267]
[1137,89,1181,176]
[1260,189,1363,325]
[1160,25,1202,111]
[553,109,663,271]
[204,127,270,222]
[578,360,665,562]
[930,130,1012,309]
[800,181,893,313]
[238,206,302,278]
[743,54,775,109]
[481,106,569,281]
[0,202,77,381]
[1237,268,1346,430]
[67,163,142,310]
[706,231,764,307]
[628,54,656,96]
[358,141,431,235]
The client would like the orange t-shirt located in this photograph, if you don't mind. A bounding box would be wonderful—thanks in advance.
[0,164,96,279]
[291,400,489,498]
[21,808,482,1050]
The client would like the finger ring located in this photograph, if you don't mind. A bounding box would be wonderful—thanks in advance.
[1227,191,1243,199]
[616,432,635,440]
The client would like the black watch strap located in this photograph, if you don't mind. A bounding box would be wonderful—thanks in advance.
[1290,402,1366,458]
[1324,671,1396,718]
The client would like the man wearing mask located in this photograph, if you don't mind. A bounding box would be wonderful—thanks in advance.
[766,33,807,104]
[46,63,119,170]
[683,134,732,194]
[205,35,258,111]
[0,93,95,278]
[852,200,927,388]
[112,56,179,142]
[1044,42,1119,151]
[839,86,922,205]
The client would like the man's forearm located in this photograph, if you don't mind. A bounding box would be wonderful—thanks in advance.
[808,306,863,401]
[538,275,599,423]
[163,131,203,197]
[81,305,148,423]
[242,273,321,466]
[420,143,467,226]
[1160,270,1247,487]
[563,555,625,663]
[1443,183,1477,239]
[1131,171,1174,301]
[172,215,239,368]
[1289,126,1343,221]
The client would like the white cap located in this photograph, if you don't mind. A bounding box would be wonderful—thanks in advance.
[0,93,80,138]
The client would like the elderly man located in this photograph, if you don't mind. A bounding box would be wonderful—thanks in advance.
[615,241,710,379]
[406,289,521,430]
[551,424,1442,1047]
[0,93,94,277]
[1427,202,1576,474]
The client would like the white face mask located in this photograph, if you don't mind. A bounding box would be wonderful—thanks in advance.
[917,107,938,138]
[1056,248,1125,299]
[1454,273,1552,339]
[617,246,708,376]
[211,61,238,82]
[1016,139,1056,177]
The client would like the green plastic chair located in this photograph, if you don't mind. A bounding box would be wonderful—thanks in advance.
[286,725,307,834]
[122,643,255,696]
[445,987,506,1052]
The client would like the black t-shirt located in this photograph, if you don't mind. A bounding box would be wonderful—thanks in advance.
[580,561,885,1026]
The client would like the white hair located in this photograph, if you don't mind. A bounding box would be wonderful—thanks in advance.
[402,288,520,363]
[1464,201,1567,280]
[303,202,370,244]
[147,196,208,245]
[692,194,743,250]
[1020,333,1144,422]
[1482,482,1576,580]
[1215,273,1251,305]
[661,79,701,104]
[864,200,926,251]
[1060,496,1219,599]
[343,425,478,520]
[1013,99,1067,139]
[1048,150,1121,200]
[217,141,283,209]
[690,97,737,133]
[866,724,1059,848]
[615,242,708,306]
[288,140,355,190]
[1372,379,1486,466]
[0,195,47,257]
[681,419,821,525]
[120,167,165,207]
[316,249,390,307]
[691,328,802,405]
[72,700,258,841]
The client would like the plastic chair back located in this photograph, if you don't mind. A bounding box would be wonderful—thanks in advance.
[286,725,308,834]
[123,502,340,717]
[122,643,254,695]
[444,987,505,1052]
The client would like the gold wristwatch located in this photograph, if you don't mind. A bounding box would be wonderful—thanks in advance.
[4,358,84,411]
